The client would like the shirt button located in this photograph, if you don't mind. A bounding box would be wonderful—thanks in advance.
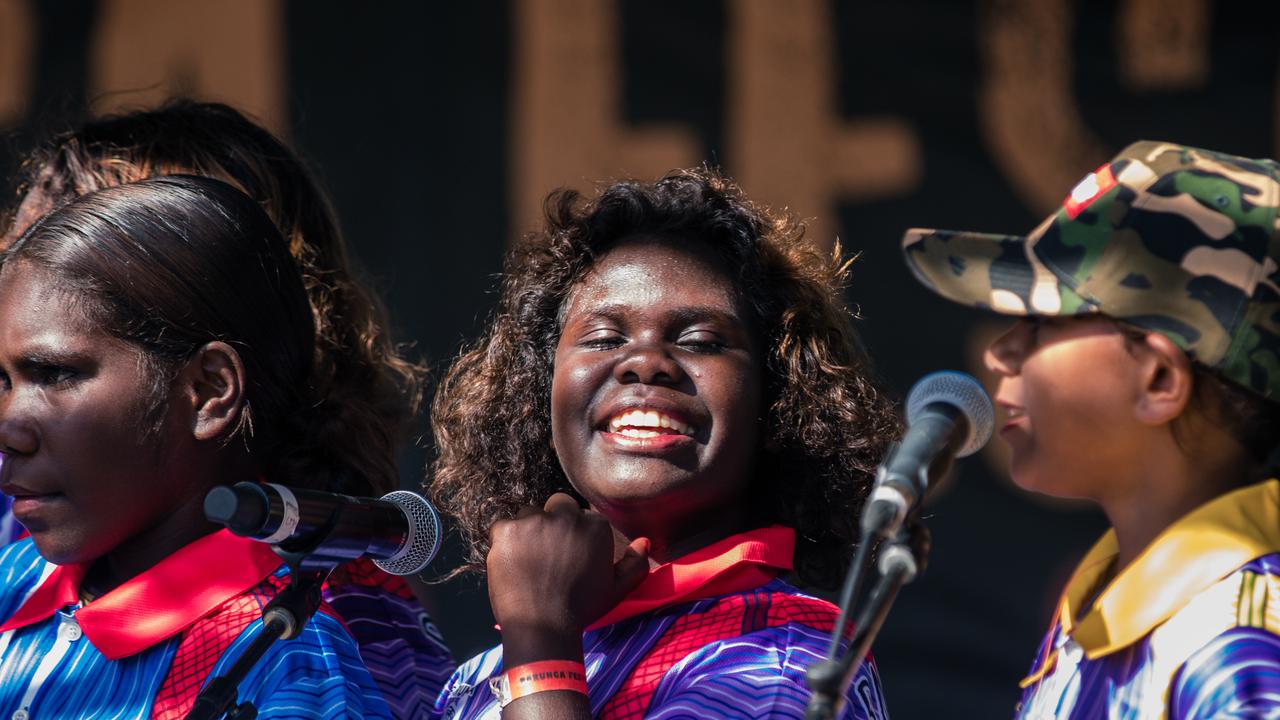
[58,617,82,642]
[13,709,29,720]
[1062,639,1083,664]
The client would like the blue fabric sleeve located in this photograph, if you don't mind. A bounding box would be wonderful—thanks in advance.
[214,610,393,719]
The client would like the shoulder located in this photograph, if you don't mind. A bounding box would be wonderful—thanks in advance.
[0,538,48,620]
[0,535,43,578]
[216,571,394,719]
[1171,626,1280,719]
[1166,553,1280,719]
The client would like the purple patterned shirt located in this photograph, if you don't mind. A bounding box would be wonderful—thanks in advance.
[1016,480,1280,719]
[436,578,889,719]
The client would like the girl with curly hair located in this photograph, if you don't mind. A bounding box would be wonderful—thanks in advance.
[431,168,900,719]
[0,101,451,718]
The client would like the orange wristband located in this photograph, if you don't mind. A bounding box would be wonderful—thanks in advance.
[488,660,588,707]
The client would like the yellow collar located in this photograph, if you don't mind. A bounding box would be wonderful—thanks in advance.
[1022,479,1280,685]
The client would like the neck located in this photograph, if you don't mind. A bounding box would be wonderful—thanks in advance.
[88,450,255,597]
[609,505,752,567]
[90,492,220,596]
[1096,430,1257,571]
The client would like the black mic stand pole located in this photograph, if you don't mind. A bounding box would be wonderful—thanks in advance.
[185,557,331,720]
[804,520,931,720]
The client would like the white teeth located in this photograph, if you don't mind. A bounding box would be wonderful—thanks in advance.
[620,428,661,438]
[608,409,693,435]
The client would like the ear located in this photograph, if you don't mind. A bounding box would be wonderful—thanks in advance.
[1132,331,1194,426]
[175,341,248,443]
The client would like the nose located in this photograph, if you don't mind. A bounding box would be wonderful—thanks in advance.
[0,396,38,457]
[614,340,685,386]
[984,320,1030,377]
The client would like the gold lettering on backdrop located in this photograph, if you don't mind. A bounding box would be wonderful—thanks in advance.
[979,0,1110,215]
[726,0,921,251]
[89,0,285,134]
[511,0,700,239]
[0,0,34,128]
[981,0,1235,214]
[1119,0,1209,89]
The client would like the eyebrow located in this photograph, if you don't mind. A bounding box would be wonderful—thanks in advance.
[12,347,94,369]
[574,303,744,324]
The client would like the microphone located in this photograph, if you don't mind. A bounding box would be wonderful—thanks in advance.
[861,371,993,538]
[204,482,442,576]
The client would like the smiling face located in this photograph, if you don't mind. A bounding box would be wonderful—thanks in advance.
[984,315,1145,498]
[0,264,204,566]
[550,237,764,551]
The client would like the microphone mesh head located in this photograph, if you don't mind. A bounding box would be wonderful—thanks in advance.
[905,371,994,458]
[374,491,442,576]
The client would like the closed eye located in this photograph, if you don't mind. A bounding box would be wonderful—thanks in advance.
[579,328,625,350]
[31,364,79,387]
[677,330,727,353]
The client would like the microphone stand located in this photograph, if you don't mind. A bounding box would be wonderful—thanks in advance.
[186,499,353,720]
[804,520,931,720]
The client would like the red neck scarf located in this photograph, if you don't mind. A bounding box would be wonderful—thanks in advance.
[589,525,795,630]
[0,530,282,659]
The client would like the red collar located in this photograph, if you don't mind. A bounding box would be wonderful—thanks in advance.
[589,525,795,630]
[0,530,282,659]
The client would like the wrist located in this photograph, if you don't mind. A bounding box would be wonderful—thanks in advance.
[501,623,585,667]
[489,659,589,709]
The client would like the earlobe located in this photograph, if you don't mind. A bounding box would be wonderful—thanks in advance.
[1133,332,1193,425]
[184,341,248,443]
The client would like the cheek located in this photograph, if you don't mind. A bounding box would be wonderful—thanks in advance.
[702,359,764,449]
[549,356,605,451]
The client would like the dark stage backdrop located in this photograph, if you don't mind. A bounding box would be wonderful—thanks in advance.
[2,1,1277,716]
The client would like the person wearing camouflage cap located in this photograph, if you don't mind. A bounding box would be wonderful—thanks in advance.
[903,141,1280,719]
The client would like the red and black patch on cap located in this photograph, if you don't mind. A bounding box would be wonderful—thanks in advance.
[1063,164,1117,219]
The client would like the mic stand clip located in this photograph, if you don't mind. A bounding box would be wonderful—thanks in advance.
[184,549,336,720]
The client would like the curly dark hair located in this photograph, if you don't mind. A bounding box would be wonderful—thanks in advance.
[430,168,900,589]
[1,100,424,498]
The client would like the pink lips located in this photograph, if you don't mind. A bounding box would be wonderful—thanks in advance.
[601,431,693,451]
[7,493,62,522]
[996,400,1026,436]
[1,482,63,520]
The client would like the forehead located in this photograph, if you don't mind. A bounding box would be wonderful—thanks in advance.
[563,237,743,319]
[0,264,107,348]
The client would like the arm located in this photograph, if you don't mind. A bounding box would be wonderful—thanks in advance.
[486,493,649,719]
[225,610,394,719]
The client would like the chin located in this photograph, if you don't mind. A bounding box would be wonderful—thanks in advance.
[28,531,101,567]
[1009,464,1087,501]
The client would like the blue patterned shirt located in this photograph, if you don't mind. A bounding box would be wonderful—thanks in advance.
[0,532,391,719]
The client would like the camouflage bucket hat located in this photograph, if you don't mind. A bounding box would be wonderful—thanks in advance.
[902,140,1280,401]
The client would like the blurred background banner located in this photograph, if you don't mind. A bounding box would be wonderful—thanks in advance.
[1,0,1276,716]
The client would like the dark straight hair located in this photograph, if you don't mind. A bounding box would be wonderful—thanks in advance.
[5,100,424,496]
[4,175,330,487]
